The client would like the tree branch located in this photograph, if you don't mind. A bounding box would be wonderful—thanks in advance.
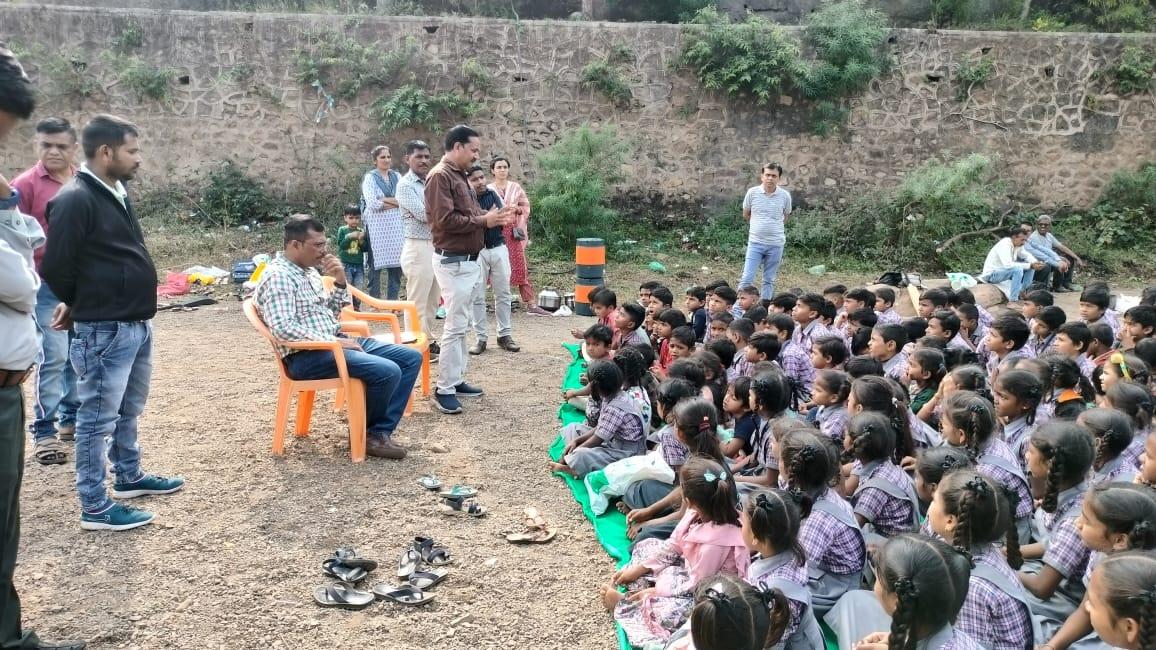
[934,212,1012,255]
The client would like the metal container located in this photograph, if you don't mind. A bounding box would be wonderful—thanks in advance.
[538,287,562,311]
[563,292,576,309]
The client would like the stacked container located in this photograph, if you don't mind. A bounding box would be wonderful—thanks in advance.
[574,238,606,317]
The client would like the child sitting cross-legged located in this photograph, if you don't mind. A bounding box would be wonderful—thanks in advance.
[551,360,646,479]
[602,456,750,648]
[562,323,614,412]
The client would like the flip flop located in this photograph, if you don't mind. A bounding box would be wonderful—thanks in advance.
[333,547,379,572]
[397,547,421,579]
[406,568,448,590]
[505,507,558,544]
[372,583,435,606]
[437,485,478,499]
[440,496,487,517]
[413,536,453,567]
[322,558,368,583]
[418,475,443,490]
[313,582,375,610]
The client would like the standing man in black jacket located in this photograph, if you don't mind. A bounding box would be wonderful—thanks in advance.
[41,114,184,532]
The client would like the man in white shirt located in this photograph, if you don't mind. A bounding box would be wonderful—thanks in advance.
[980,227,1046,302]
[740,163,792,300]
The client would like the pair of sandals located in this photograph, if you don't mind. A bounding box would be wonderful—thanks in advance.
[420,476,488,517]
[314,544,440,609]
[504,507,557,544]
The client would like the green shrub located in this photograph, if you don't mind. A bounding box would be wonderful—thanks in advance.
[1109,46,1156,95]
[369,84,477,134]
[112,20,145,53]
[294,32,414,100]
[37,47,100,99]
[580,59,634,108]
[1083,0,1154,31]
[529,126,629,254]
[604,0,713,22]
[931,0,976,26]
[197,160,280,227]
[1087,163,1156,248]
[797,0,890,100]
[460,58,495,94]
[677,7,801,106]
[118,56,177,101]
[954,54,995,101]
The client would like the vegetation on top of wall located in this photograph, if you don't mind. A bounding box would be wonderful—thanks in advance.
[529,125,629,254]
[954,54,995,101]
[294,31,415,100]
[368,84,478,134]
[1108,45,1156,95]
[959,0,1154,31]
[603,0,712,22]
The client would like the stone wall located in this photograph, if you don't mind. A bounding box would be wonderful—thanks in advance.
[0,4,1153,209]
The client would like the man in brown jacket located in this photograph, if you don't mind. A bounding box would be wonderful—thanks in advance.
[424,125,513,415]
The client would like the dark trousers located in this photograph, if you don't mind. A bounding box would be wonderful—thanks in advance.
[0,386,36,648]
[1034,253,1076,290]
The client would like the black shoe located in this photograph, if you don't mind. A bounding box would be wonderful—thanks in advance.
[454,382,484,398]
[469,340,486,355]
[497,336,520,352]
[432,391,463,414]
[428,341,441,355]
[34,641,86,649]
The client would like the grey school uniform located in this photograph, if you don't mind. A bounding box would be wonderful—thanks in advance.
[806,492,867,616]
[564,391,646,478]
[826,596,986,650]
[1044,551,1112,650]
[1025,482,1092,644]
[749,553,825,650]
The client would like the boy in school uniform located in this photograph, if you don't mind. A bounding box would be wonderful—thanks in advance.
[874,287,902,326]
[984,315,1031,382]
[613,303,650,350]
[1122,305,1156,351]
[869,323,909,381]
[726,318,756,382]
[768,292,797,314]
[1055,321,1096,381]
[1079,285,1121,340]
[685,285,708,343]
[790,293,833,394]
[927,310,971,352]
[823,284,847,316]
[705,286,737,344]
[734,285,760,319]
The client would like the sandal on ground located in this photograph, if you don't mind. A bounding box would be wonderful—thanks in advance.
[440,495,487,517]
[505,507,558,544]
[313,582,375,610]
[397,547,422,579]
[33,439,68,466]
[333,547,379,572]
[418,475,443,490]
[413,536,453,567]
[372,583,435,606]
[322,558,368,583]
[437,485,478,499]
[406,568,448,590]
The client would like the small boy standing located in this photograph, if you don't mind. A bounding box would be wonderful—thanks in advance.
[335,204,366,290]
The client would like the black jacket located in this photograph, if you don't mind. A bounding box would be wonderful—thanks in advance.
[41,171,157,322]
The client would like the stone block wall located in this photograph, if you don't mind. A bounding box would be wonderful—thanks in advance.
[0,4,1153,209]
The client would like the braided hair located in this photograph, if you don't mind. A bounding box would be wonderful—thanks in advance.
[586,360,624,401]
[750,369,791,418]
[850,376,916,464]
[996,369,1044,426]
[656,378,698,423]
[936,470,1004,560]
[780,429,837,498]
[1029,420,1095,513]
[613,345,647,390]
[875,534,973,650]
[843,412,897,465]
[1093,551,1156,650]
[941,391,997,461]
[998,481,1025,569]
[949,364,993,402]
[1085,483,1156,551]
[672,398,726,462]
[744,488,810,564]
[1079,408,1136,471]
[1041,352,1096,403]
[1006,356,1055,398]
[914,447,973,500]
[690,574,790,650]
[1106,381,1155,435]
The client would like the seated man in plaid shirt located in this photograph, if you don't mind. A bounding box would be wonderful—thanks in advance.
[254,215,422,460]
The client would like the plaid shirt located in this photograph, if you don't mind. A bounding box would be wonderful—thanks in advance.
[1094,452,1138,486]
[1084,309,1121,340]
[594,392,645,445]
[396,170,431,240]
[613,327,650,350]
[799,489,865,575]
[1028,332,1056,358]
[789,320,831,393]
[1041,482,1092,582]
[987,347,1028,381]
[778,340,810,386]
[1082,550,1106,589]
[1122,433,1146,470]
[876,308,901,326]
[978,304,994,330]
[253,255,349,358]
[657,424,689,468]
[816,404,848,445]
[852,460,917,537]
[958,545,1034,650]
[728,347,753,382]
[977,439,1034,521]
[748,553,807,645]
[1076,352,1096,381]
[882,348,909,382]
[947,333,972,352]
[1001,416,1034,474]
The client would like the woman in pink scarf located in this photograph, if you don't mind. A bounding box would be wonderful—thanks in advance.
[489,157,549,315]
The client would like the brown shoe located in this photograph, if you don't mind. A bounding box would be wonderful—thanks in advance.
[497,336,520,352]
[366,437,407,460]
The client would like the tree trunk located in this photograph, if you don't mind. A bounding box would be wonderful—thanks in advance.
[1019,0,1032,21]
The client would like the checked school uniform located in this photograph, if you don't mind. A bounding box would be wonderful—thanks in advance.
[800,488,865,616]
[973,438,1034,543]
[623,424,685,512]
[1001,416,1035,475]
[562,391,646,478]
[826,599,986,650]
[748,552,825,650]
[882,349,909,383]
[958,545,1038,650]
[815,404,849,446]
[875,308,901,326]
[851,459,920,541]
[1093,451,1138,486]
[789,320,832,396]
[1027,481,1093,644]
[1121,429,1148,470]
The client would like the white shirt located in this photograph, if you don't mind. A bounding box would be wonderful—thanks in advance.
[982,237,1037,275]
[79,163,128,209]
[742,185,791,247]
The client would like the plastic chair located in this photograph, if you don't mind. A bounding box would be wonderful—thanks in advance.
[242,299,368,463]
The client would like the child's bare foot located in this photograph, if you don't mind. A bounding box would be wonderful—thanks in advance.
[615,501,631,515]
[600,584,624,611]
[547,461,574,476]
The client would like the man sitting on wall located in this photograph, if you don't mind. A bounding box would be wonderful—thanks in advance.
[979,226,1046,303]
[1022,214,1084,293]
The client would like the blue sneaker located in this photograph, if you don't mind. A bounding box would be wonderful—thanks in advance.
[432,391,463,414]
[80,503,155,531]
[454,382,484,398]
[112,473,186,499]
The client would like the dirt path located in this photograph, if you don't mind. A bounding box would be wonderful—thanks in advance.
[17,303,618,650]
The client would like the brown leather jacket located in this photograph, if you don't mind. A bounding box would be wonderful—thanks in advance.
[424,157,485,254]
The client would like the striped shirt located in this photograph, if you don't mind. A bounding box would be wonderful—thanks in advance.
[252,255,349,359]
[957,546,1034,650]
[396,170,431,240]
[742,185,791,247]
[799,489,865,575]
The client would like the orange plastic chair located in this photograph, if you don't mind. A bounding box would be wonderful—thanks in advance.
[242,299,368,463]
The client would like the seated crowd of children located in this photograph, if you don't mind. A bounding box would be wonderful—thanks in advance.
[551,278,1156,650]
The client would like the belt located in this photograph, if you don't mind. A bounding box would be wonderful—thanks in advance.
[0,368,32,388]
[434,248,479,262]
[484,241,506,250]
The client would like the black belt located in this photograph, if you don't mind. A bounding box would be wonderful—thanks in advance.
[434,248,479,262]
[0,368,32,387]
[483,241,506,250]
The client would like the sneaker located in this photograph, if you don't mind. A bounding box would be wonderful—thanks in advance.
[526,305,551,316]
[428,341,441,355]
[432,391,463,414]
[469,340,487,355]
[80,503,154,531]
[112,474,186,499]
[454,382,484,398]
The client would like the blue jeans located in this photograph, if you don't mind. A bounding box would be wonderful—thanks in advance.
[367,266,403,300]
[283,337,421,439]
[30,283,78,442]
[343,263,365,308]
[70,321,152,512]
[984,266,1036,301]
[739,241,784,300]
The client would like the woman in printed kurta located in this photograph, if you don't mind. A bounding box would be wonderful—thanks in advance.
[488,157,548,313]
[360,145,404,299]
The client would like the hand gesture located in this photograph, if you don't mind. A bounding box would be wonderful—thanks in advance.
[50,303,72,331]
[321,254,347,285]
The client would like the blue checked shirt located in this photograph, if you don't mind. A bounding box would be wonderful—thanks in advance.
[253,255,350,358]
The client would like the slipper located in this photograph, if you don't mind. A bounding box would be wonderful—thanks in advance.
[418,475,443,490]
[322,558,368,583]
[333,547,379,572]
[437,485,478,499]
[413,536,453,567]
[33,439,68,466]
[372,583,435,606]
[406,568,448,590]
[397,547,421,579]
[505,507,558,544]
[440,496,487,517]
[313,582,375,610]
